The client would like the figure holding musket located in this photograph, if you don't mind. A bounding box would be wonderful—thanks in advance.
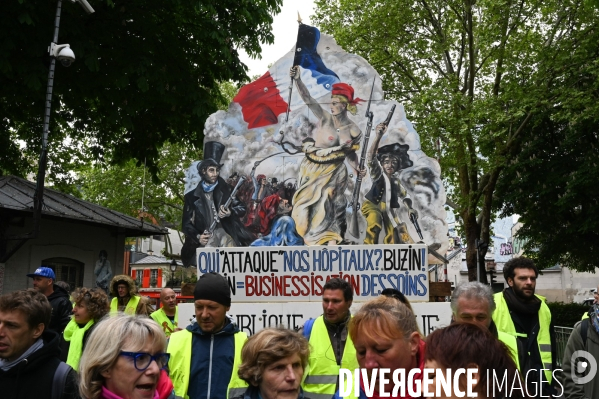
[358,125,418,244]
[181,141,253,267]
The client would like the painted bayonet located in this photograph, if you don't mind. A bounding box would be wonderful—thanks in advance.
[347,78,376,239]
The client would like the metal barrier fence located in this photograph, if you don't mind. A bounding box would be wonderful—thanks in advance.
[555,326,574,367]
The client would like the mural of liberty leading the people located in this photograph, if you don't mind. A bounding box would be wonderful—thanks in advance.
[181,23,448,267]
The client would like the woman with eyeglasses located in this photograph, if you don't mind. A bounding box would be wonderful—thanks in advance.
[79,314,175,399]
[64,287,110,371]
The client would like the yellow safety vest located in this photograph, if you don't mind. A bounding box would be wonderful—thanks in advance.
[493,292,552,383]
[497,330,521,371]
[150,307,178,337]
[167,329,247,399]
[582,312,590,320]
[110,295,141,315]
[303,316,359,399]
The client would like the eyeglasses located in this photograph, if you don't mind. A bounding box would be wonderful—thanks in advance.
[120,351,170,371]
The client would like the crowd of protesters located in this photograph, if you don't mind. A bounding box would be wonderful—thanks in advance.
[0,256,591,399]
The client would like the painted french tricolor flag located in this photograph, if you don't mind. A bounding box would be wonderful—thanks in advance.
[234,24,340,129]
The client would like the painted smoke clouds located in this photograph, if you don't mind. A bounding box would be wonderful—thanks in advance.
[186,33,448,256]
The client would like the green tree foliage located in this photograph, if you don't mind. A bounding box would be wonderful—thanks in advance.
[498,116,599,272]
[0,0,282,179]
[77,141,198,230]
[73,79,237,228]
[313,0,598,279]
[497,5,599,272]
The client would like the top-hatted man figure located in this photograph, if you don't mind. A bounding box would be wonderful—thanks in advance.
[181,141,253,267]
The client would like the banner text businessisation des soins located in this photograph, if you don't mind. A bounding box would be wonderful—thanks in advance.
[196,244,429,302]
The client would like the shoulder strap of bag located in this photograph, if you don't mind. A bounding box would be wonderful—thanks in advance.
[581,318,589,348]
[52,361,73,399]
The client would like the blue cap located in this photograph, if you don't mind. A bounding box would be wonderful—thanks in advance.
[26,266,56,280]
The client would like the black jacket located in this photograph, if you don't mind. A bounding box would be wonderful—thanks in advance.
[503,293,557,397]
[365,175,402,207]
[47,284,73,335]
[181,177,254,266]
[0,330,80,399]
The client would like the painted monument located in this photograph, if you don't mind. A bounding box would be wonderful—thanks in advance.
[181,23,448,269]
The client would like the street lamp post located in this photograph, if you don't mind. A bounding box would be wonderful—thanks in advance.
[32,0,94,238]
[169,259,177,289]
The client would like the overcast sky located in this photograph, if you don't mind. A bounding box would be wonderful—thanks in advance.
[239,0,317,78]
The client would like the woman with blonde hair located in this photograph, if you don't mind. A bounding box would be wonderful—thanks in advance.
[79,314,174,399]
[334,295,425,399]
[233,328,311,399]
[64,287,109,371]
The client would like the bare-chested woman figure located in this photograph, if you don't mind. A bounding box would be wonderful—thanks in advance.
[289,65,363,245]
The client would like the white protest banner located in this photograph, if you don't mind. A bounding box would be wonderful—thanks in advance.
[196,244,429,302]
[178,301,451,336]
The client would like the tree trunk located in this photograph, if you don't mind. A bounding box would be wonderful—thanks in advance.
[462,210,480,282]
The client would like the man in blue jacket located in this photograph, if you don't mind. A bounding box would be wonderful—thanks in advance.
[168,272,248,399]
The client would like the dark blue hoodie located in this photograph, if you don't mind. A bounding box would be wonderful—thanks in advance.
[187,318,240,399]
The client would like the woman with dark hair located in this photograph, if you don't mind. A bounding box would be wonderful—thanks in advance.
[424,323,525,399]
[64,287,109,371]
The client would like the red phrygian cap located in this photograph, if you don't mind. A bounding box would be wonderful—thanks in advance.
[332,83,365,106]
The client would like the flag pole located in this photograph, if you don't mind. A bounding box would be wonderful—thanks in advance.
[282,13,303,127]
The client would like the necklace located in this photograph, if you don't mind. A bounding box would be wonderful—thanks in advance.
[332,115,349,133]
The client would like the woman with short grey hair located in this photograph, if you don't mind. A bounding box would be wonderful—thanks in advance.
[234,328,311,399]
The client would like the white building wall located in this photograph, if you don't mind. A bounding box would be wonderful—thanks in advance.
[1,217,124,294]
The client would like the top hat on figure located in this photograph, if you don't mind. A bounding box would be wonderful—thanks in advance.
[197,141,226,172]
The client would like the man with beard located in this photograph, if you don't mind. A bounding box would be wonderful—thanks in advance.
[181,141,253,267]
[493,257,557,397]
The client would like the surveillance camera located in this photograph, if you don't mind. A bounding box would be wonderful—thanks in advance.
[58,47,75,67]
[50,43,75,67]
[70,0,95,14]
